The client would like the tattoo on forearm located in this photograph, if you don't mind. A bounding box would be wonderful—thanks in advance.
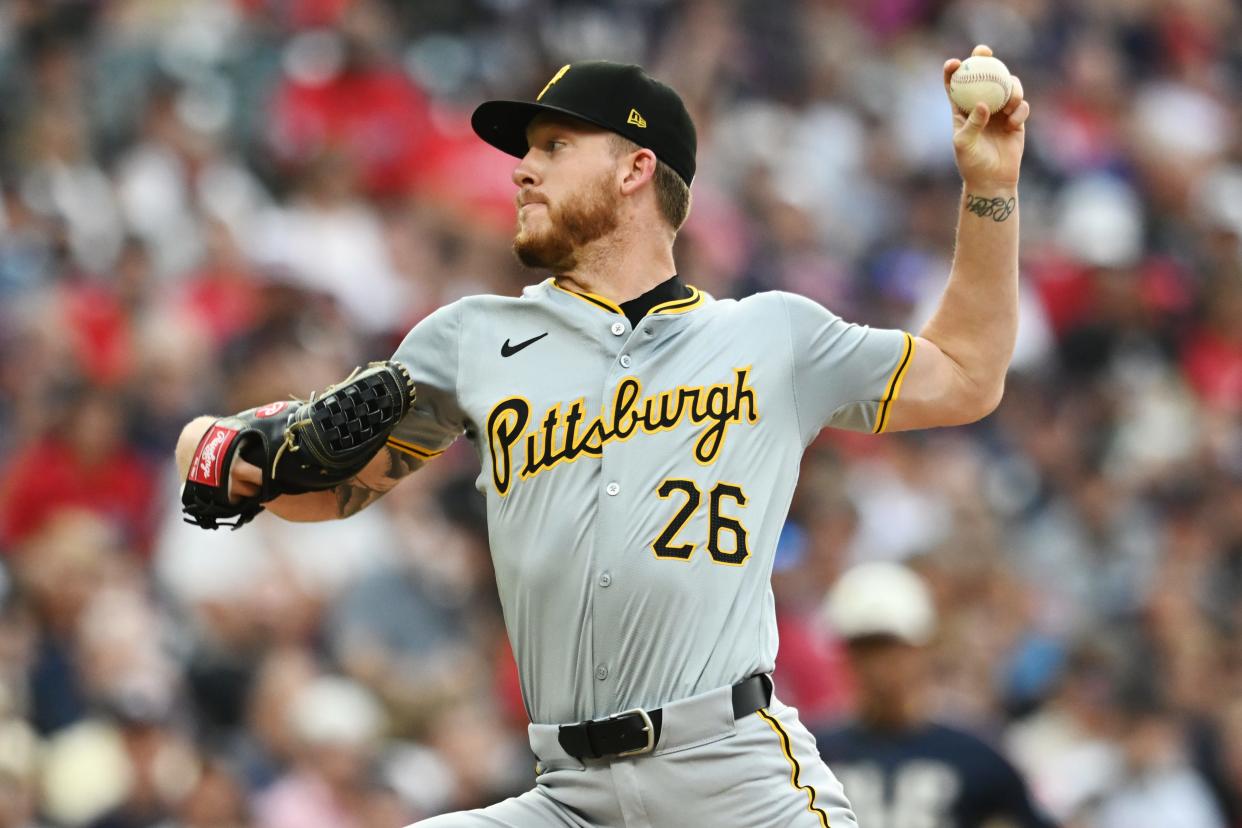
[965,194,1016,222]
[332,446,423,518]
[386,447,422,479]
[335,484,384,518]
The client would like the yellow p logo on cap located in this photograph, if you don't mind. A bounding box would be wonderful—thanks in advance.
[537,65,570,101]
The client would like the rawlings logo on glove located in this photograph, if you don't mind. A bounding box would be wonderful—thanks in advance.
[190,425,240,487]
[181,361,417,530]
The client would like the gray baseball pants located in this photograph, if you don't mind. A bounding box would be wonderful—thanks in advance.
[410,684,858,828]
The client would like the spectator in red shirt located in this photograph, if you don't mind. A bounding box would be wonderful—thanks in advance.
[266,0,434,198]
[0,382,157,555]
[1182,273,1242,413]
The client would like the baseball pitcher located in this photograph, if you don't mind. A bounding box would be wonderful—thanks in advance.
[176,45,1029,827]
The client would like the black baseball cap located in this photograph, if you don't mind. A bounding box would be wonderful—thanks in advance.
[471,61,697,186]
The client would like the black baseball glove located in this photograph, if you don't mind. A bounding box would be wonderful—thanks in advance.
[181,361,417,530]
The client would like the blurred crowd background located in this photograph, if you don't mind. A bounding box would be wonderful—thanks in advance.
[0,0,1240,826]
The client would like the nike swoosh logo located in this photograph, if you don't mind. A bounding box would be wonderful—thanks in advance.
[501,332,548,357]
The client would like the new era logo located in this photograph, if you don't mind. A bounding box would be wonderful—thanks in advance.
[627,108,647,128]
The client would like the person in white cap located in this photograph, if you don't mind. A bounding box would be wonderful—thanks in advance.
[255,676,397,828]
[815,561,1056,828]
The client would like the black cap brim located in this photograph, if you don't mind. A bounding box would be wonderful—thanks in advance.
[471,100,624,160]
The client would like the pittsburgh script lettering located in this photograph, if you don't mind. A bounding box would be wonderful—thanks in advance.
[965,194,1016,222]
[486,368,759,495]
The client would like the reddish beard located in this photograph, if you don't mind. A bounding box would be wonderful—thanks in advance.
[513,170,621,272]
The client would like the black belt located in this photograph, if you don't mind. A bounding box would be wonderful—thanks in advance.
[557,674,771,760]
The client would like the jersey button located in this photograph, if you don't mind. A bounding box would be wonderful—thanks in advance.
[610,321,625,336]
[595,665,609,680]
[598,572,612,587]
[619,354,632,368]
[605,482,620,496]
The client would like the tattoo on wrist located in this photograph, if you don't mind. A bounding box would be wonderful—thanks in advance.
[965,194,1016,222]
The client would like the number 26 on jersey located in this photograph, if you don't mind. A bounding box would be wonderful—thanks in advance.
[652,478,750,566]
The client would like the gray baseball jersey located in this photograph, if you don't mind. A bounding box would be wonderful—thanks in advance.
[388,278,913,726]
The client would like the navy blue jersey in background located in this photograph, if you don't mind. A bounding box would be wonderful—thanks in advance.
[814,721,1059,828]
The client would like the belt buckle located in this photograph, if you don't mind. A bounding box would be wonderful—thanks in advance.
[611,708,655,757]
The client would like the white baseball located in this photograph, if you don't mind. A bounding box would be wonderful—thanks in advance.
[949,55,1013,115]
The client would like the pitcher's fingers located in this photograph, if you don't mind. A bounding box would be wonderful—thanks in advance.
[972,44,993,57]
[955,102,991,143]
[234,458,263,484]
[229,458,263,502]
[1006,99,1031,130]
[1002,76,1025,116]
[944,58,962,91]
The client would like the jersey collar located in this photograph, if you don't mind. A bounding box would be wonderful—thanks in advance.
[621,274,691,325]
[547,275,706,322]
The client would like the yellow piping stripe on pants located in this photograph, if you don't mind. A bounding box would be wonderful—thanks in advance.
[756,708,830,828]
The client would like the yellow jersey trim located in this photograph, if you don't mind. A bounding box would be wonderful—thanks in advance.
[386,436,446,460]
[650,287,705,315]
[756,708,831,828]
[548,279,624,315]
[548,279,707,317]
[873,332,915,435]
